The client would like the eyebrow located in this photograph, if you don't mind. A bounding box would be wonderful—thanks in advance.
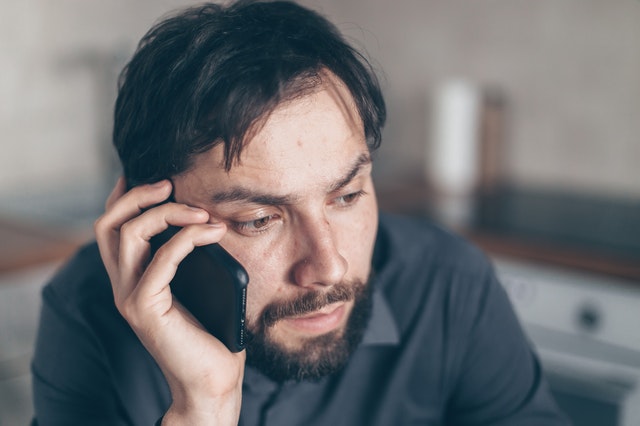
[210,152,372,207]
[327,152,372,193]
[211,187,297,206]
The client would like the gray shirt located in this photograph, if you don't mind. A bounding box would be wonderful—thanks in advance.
[32,214,569,425]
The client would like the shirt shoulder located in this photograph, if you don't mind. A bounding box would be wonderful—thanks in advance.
[371,215,568,425]
[375,213,491,282]
[373,214,499,343]
[43,241,113,312]
[33,242,170,424]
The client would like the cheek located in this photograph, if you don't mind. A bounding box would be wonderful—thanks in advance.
[241,266,277,327]
[221,236,287,325]
[338,198,378,273]
[220,197,379,323]
[245,286,268,326]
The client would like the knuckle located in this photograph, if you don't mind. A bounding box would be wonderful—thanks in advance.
[119,298,140,324]
[152,244,176,265]
[93,215,107,234]
[119,220,137,236]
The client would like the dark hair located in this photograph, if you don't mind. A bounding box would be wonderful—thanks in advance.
[114,0,386,187]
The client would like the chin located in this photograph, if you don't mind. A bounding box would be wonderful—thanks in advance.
[245,280,373,382]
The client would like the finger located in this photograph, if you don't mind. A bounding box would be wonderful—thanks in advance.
[96,179,172,245]
[116,203,214,297]
[105,176,127,210]
[129,222,227,316]
[95,177,128,273]
[95,180,173,270]
[105,180,173,231]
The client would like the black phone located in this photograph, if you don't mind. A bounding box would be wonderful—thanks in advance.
[150,226,249,352]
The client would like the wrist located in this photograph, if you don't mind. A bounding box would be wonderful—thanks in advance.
[162,396,240,425]
[163,379,243,425]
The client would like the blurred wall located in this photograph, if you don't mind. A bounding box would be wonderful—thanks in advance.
[2,0,639,199]
[0,0,194,196]
[300,0,640,198]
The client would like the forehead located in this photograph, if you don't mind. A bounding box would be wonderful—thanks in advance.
[182,76,368,196]
[244,79,363,163]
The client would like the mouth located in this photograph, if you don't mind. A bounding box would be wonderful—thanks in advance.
[280,302,350,335]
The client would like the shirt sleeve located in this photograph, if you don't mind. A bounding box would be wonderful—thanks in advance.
[445,263,571,425]
[31,283,129,426]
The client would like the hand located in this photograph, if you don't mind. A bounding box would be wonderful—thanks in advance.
[94,177,245,425]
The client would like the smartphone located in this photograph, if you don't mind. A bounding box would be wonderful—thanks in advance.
[150,226,249,352]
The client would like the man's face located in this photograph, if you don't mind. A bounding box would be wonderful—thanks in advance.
[172,75,378,380]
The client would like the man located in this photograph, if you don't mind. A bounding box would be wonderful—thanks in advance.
[32,1,569,425]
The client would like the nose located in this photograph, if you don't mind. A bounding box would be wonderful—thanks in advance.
[292,216,348,288]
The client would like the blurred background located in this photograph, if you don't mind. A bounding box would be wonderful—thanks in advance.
[1,1,639,425]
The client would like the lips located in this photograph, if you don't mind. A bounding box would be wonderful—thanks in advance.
[281,302,348,334]
[260,282,358,329]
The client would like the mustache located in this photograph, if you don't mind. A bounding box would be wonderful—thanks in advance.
[260,281,364,328]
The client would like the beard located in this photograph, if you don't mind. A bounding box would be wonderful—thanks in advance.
[244,278,373,383]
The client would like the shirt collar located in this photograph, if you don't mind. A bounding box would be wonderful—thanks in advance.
[361,288,400,346]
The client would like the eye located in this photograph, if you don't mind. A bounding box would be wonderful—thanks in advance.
[334,190,366,207]
[231,214,279,235]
